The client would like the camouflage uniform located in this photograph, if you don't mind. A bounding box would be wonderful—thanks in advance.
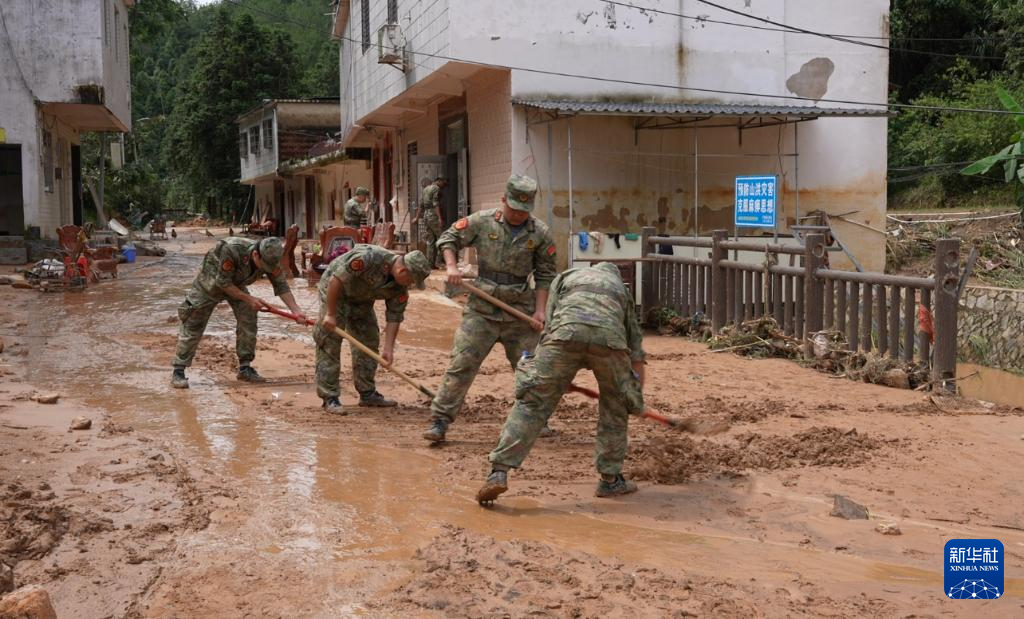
[488,262,645,476]
[173,237,289,368]
[313,244,411,400]
[343,197,367,227]
[430,201,558,425]
[419,183,443,267]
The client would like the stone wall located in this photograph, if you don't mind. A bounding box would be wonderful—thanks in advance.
[958,285,1024,371]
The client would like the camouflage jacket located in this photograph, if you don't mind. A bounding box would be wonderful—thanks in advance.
[437,208,557,320]
[195,237,290,298]
[419,184,442,222]
[343,198,366,227]
[543,265,645,361]
[318,244,409,323]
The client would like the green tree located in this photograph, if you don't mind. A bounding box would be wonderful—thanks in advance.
[163,9,298,220]
[961,87,1024,211]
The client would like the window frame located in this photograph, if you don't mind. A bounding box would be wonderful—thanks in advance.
[249,126,260,157]
[262,119,274,150]
[239,133,249,160]
[361,0,370,53]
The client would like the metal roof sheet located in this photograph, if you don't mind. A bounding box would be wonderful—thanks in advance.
[511,99,893,117]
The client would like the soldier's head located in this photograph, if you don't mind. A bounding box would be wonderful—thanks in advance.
[501,174,537,226]
[354,187,370,203]
[254,237,284,274]
[434,176,448,189]
[393,250,430,290]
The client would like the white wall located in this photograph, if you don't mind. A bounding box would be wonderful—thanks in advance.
[239,111,278,182]
[340,0,451,136]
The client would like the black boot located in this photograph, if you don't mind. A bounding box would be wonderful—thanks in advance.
[170,368,189,389]
[595,474,638,498]
[358,390,397,407]
[322,397,346,415]
[476,469,509,505]
[423,418,448,443]
[237,366,266,383]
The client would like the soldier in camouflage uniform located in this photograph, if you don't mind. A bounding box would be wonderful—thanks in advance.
[171,236,309,389]
[422,174,558,443]
[314,246,431,413]
[413,176,447,268]
[476,262,647,504]
[343,187,371,227]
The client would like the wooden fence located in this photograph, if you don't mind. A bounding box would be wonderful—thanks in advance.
[634,227,961,388]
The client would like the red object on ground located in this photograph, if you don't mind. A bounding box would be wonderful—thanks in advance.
[917,304,935,344]
[76,255,89,278]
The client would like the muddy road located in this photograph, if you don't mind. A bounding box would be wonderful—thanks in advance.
[1,229,1022,617]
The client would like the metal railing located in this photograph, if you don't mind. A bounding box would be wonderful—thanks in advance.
[636,227,960,389]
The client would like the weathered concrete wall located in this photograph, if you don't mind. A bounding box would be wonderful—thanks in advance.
[958,285,1024,372]
[239,111,278,183]
[465,69,511,212]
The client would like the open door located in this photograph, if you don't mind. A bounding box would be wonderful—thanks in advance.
[410,155,446,250]
[0,146,25,236]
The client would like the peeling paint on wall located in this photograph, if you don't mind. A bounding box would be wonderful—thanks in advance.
[576,11,595,26]
[603,3,617,29]
[786,57,835,101]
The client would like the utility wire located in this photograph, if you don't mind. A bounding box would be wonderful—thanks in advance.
[221,0,1024,117]
[603,0,1022,44]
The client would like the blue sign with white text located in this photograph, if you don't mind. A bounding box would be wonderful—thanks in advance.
[944,539,1004,600]
[734,175,777,228]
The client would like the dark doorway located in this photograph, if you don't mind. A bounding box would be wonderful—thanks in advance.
[0,145,25,235]
[304,176,315,236]
[71,145,83,226]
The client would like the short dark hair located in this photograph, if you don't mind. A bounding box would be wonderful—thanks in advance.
[435,176,447,182]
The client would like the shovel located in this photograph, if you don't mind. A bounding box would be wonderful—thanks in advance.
[259,305,436,400]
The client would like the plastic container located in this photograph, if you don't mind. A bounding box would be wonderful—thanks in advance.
[121,244,136,263]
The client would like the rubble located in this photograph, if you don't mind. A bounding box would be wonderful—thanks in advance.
[0,562,12,594]
[875,522,902,536]
[0,585,58,619]
[70,417,93,431]
[0,277,14,286]
[830,495,869,520]
[31,394,60,405]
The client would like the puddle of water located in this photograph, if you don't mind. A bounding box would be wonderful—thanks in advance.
[958,362,1024,408]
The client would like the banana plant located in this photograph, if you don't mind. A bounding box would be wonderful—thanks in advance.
[961,87,1024,214]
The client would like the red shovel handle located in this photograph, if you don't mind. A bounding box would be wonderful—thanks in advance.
[260,305,315,326]
[567,383,679,428]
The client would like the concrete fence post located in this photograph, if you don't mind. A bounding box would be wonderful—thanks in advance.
[802,233,825,359]
[711,229,728,333]
[932,238,961,391]
[640,226,656,321]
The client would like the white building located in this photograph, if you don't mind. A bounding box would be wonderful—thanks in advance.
[237,99,372,238]
[0,0,133,246]
[332,0,890,271]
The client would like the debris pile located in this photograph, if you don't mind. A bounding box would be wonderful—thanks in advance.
[646,307,712,339]
[709,317,801,358]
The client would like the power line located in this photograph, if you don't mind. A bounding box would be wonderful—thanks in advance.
[603,0,1021,44]
[220,0,1023,117]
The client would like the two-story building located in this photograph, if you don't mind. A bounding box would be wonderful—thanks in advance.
[332,0,891,271]
[0,0,133,255]
[237,98,372,238]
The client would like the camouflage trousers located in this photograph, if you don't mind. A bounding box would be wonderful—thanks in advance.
[430,309,539,423]
[313,301,381,399]
[420,214,442,268]
[172,285,257,368]
[489,339,644,476]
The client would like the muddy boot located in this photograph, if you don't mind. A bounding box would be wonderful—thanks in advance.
[538,424,556,438]
[236,366,266,383]
[170,368,189,389]
[358,390,397,407]
[476,469,509,505]
[595,474,638,498]
[322,397,346,415]
[422,418,448,443]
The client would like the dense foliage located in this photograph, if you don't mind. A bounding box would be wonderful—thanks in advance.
[84,0,338,223]
[888,0,1024,209]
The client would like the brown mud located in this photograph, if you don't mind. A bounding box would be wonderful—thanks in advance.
[1,228,1022,617]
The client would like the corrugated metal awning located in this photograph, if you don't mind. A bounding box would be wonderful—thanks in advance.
[511,98,893,118]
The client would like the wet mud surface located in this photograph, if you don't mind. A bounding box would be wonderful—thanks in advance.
[1,228,1023,617]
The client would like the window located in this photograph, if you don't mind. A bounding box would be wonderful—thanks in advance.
[239,133,248,160]
[361,0,370,53]
[263,119,274,150]
[387,0,397,24]
[42,129,53,193]
[103,0,109,47]
[114,8,120,63]
[249,126,260,156]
